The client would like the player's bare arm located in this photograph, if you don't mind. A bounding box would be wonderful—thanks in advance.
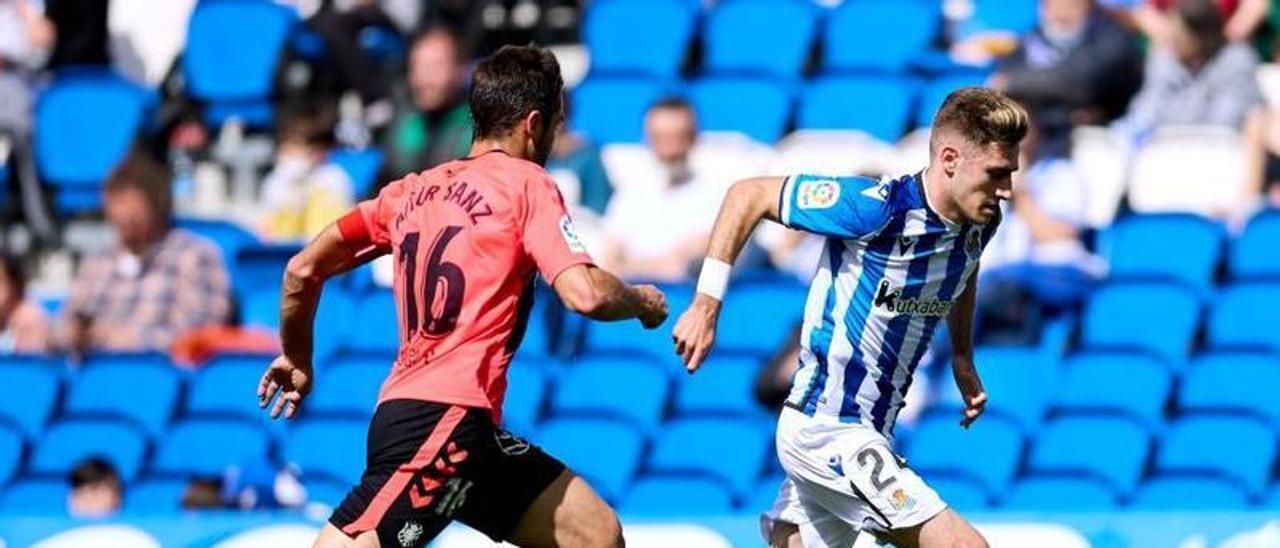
[258,223,385,420]
[552,264,668,329]
[672,176,785,372]
[948,272,987,429]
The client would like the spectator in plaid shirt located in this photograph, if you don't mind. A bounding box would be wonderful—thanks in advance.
[57,152,231,356]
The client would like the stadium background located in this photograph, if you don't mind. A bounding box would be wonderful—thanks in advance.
[1,0,1279,546]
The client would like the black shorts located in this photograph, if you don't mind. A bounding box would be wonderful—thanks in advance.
[329,399,565,546]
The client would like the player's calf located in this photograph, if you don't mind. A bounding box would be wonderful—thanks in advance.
[880,508,988,548]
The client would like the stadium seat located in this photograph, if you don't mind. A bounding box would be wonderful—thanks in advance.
[1157,415,1275,496]
[1001,477,1118,511]
[1131,477,1251,510]
[350,290,399,354]
[551,356,669,431]
[1128,127,1248,215]
[64,359,180,437]
[184,0,295,127]
[1207,283,1280,352]
[1,479,68,513]
[246,284,355,364]
[798,76,915,143]
[0,426,22,486]
[915,73,988,129]
[284,419,366,485]
[960,0,1038,37]
[1081,282,1201,366]
[536,418,644,502]
[187,355,276,422]
[929,477,991,511]
[304,478,350,506]
[1104,214,1225,294]
[176,218,259,266]
[824,1,939,73]
[503,362,545,436]
[674,356,766,417]
[1231,210,1280,280]
[571,77,668,144]
[745,475,785,514]
[1028,415,1150,497]
[1054,352,1172,427]
[938,346,1054,430]
[717,278,809,355]
[704,0,818,79]
[689,77,793,144]
[307,359,386,419]
[621,476,735,516]
[34,70,152,213]
[1181,353,1280,427]
[588,284,693,359]
[234,244,301,304]
[907,414,1022,496]
[30,420,148,483]
[583,0,696,78]
[648,418,769,497]
[126,479,188,511]
[329,148,384,200]
[153,419,269,477]
[0,360,60,437]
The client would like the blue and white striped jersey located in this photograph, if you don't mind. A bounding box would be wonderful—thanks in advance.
[779,172,1000,437]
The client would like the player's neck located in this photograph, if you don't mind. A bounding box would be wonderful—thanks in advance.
[921,167,962,226]
[468,138,526,161]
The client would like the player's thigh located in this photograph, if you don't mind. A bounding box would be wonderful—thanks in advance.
[768,520,802,548]
[506,470,624,548]
[879,507,987,548]
[313,522,379,548]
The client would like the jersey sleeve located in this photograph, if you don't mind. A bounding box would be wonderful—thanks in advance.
[337,178,407,249]
[522,174,595,283]
[778,174,891,239]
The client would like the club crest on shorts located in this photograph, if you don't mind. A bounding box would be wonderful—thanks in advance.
[398,520,424,547]
[559,215,588,254]
[797,179,840,210]
[889,488,916,511]
[494,431,531,456]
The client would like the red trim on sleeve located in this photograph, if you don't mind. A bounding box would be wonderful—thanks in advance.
[336,208,371,244]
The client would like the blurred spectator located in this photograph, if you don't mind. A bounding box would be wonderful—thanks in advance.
[0,0,54,138]
[57,152,231,357]
[68,458,122,518]
[602,97,725,282]
[0,253,48,354]
[181,477,225,510]
[1242,106,1280,209]
[44,0,109,68]
[1120,0,1261,142]
[992,0,1143,157]
[108,0,196,86]
[547,94,612,217]
[383,26,473,178]
[1130,0,1269,43]
[258,102,354,242]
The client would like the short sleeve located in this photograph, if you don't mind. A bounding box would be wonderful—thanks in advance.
[523,175,595,283]
[779,174,891,239]
[338,178,408,249]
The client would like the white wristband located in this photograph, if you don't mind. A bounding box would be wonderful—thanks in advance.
[696,257,732,301]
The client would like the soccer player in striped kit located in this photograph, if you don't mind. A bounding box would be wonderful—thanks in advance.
[673,87,1028,548]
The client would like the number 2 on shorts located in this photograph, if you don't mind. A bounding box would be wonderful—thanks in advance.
[856,446,898,492]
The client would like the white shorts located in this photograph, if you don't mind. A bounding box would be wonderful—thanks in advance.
[764,407,947,547]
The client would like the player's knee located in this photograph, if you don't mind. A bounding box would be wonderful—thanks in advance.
[589,513,625,548]
[952,529,989,548]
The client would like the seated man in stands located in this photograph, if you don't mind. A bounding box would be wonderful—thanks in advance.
[68,458,121,518]
[57,151,231,357]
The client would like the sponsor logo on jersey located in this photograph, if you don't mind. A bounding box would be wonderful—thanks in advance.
[559,215,588,254]
[873,279,952,317]
[398,521,424,547]
[797,179,841,209]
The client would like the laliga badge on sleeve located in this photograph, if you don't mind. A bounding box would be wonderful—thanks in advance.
[797,179,841,210]
[559,215,588,254]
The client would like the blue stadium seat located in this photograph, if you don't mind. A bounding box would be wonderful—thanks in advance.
[536,418,644,502]
[304,478,350,506]
[571,77,667,144]
[0,360,60,437]
[1,479,68,513]
[177,218,259,266]
[938,347,1054,430]
[1081,283,1200,365]
[350,290,399,355]
[745,475,784,514]
[675,356,765,417]
[584,0,696,79]
[961,0,1038,37]
[187,355,274,422]
[649,418,768,497]
[308,360,385,419]
[503,363,545,436]
[1207,283,1280,352]
[907,414,1022,496]
[1269,484,1280,508]
[717,278,808,354]
[1131,477,1251,510]
[126,479,188,511]
[1181,353,1280,427]
[64,360,180,437]
[588,284,693,359]
[34,70,152,213]
[284,419,366,485]
[824,1,940,73]
[330,148,384,200]
[929,477,991,511]
[234,244,300,304]
[1001,477,1118,511]
[915,73,988,128]
[621,476,735,516]
[1230,209,1280,280]
[1157,415,1275,496]
[798,76,915,142]
[551,356,669,431]
[1105,214,1225,294]
[1054,352,1172,427]
[1028,415,1149,497]
[245,284,355,363]
[689,77,792,143]
[153,419,268,477]
[184,0,295,127]
[0,426,22,486]
[30,420,147,483]
[705,0,818,78]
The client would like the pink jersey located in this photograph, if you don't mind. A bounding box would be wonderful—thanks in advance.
[338,151,593,423]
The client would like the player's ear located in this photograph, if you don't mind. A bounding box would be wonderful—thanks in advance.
[524,109,544,139]
[940,144,960,175]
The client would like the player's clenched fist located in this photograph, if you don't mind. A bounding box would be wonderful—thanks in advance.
[635,284,669,329]
[257,355,313,420]
[672,294,722,373]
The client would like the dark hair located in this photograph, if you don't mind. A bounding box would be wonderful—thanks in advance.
[278,101,337,148]
[468,45,564,140]
[648,96,694,115]
[931,87,1030,148]
[0,254,25,298]
[104,150,173,221]
[1175,0,1226,57]
[70,457,120,489]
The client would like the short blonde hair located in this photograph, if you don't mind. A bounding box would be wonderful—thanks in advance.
[930,87,1029,148]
